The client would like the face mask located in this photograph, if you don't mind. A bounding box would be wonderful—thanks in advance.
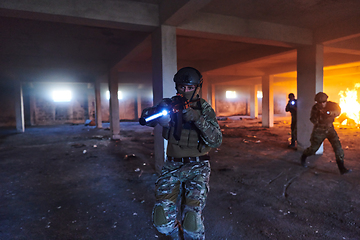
[176,86,200,101]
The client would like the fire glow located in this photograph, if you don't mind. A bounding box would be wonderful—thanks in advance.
[337,83,360,125]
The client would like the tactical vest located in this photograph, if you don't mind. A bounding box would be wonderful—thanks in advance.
[162,99,210,155]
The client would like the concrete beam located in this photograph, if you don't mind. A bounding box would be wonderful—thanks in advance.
[0,56,108,78]
[324,63,360,78]
[197,45,292,72]
[315,16,360,44]
[116,72,152,85]
[325,46,360,56]
[160,0,212,26]
[178,13,313,47]
[205,65,266,77]
[208,76,261,86]
[0,0,159,31]
[113,35,152,71]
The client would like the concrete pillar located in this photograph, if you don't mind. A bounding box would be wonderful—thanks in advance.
[136,92,142,119]
[152,25,177,172]
[29,87,36,126]
[211,84,216,112]
[297,44,324,153]
[14,80,25,132]
[250,84,259,119]
[262,75,274,127]
[108,69,120,139]
[68,104,74,123]
[85,84,91,121]
[201,73,209,102]
[95,78,102,128]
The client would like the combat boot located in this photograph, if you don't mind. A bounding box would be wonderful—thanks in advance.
[336,160,352,175]
[288,140,296,148]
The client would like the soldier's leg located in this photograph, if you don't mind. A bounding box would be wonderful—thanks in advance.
[289,119,296,146]
[181,161,211,240]
[327,128,350,174]
[301,128,326,167]
[153,162,182,237]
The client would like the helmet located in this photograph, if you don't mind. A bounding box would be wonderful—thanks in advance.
[314,92,328,102]
[288,93,295,98]
[173,67,203,86]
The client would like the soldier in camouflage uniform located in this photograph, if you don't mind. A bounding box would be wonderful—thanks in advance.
[300,92,351,175]
[285,93,297,148]
[141,67,222,239]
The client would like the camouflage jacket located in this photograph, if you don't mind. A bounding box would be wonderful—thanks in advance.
[310,101,341,126]
[285,99,297,118]
[186,98,222,148]
[142,97,222,157]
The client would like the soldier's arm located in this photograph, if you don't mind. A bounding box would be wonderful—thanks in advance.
[285,102,290,112]
[193,100,222,148]
[333,103,341,117]
[309,105,319,124]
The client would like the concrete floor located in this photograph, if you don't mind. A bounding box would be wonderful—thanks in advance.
[1,118,360,239]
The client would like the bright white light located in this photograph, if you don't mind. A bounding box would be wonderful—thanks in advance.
[106,91,123,100]
[257,91,263,98]
[52,90,72,102]
[226,91,236,99]
[145,110,168,122]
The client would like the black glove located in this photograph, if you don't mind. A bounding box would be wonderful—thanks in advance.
[157,98,171,127]
[158,114,170,127]
[182,107,200,122]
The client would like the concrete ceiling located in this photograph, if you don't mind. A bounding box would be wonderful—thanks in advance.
[1,0,360,84]
[202,0,360,30]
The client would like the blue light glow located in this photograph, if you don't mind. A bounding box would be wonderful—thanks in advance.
[145,109,168,122]
[161,110,168,116]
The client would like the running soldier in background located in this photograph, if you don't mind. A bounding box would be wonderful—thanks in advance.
[141,67,222,239]
[285,93,297,148]
[300,92,351,175]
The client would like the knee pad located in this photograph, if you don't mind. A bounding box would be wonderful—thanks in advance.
[183,211,198,232]
[153,206,167,226]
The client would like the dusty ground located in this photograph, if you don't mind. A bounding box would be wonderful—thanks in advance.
[0,117,360,240]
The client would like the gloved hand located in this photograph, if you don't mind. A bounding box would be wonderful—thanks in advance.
[158,114,170,127]
[183,107,201,122]
[157,98,172,127]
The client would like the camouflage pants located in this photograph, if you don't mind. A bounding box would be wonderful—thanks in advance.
[303,125,344,162]
[153,160,211,240]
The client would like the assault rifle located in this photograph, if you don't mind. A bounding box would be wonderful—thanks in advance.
[139,94,190,126]
[139,94,191,140]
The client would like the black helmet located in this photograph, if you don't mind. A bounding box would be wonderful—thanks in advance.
[314,92,328,102]
[173,67,203,86]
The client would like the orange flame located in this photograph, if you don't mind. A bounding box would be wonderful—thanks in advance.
[338,83,360,125]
